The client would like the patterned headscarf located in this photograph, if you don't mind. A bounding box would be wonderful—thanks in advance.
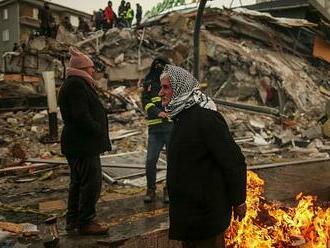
[162,65,217,117]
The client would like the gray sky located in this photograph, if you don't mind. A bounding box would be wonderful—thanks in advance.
[49,0,256,15]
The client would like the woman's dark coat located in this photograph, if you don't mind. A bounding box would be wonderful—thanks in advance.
[167,105,247,241]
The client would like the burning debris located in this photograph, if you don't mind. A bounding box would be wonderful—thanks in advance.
[226,171,330,247]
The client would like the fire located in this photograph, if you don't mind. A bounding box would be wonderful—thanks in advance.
[226,171,330,247]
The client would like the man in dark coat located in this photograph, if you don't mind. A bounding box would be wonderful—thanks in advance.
[58,47,111,235]
[38,2,53,37]
[94,9,104,31]
[77,17,91,34]
[62,16,74,32]
[136,3,142,27]
[159,65,247,247]
[141,57,172,203]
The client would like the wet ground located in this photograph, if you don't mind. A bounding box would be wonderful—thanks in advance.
[0,160,329,247]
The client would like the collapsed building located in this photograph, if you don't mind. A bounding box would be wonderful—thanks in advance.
[2,7,330,161]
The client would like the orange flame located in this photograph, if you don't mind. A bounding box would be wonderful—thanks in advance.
[226,171,330,247]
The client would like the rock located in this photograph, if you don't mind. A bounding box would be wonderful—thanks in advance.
[31,126,38,133]
[114,53,125,64]
[249,118,266,129]
[228,55,238,64]
[0,147,10,157]
[222,62,231,72]
[7,118,18,125]
[301,125,322,139]
[29,37,47,51]
[326,100,330,118]
[207,66,227,88]
[32,113,46,124]
[249,63,257,76]
[254,134,268,146]
[238,85,256,100]
[118,29,133,40]
[234,71,248,81]
[259,65,272,76]
[56,25,79,45]
[40,151,51,159]
[322,119,330,138]
[95,78,108,90]
[218,53,228,63]
[274,129,295,146]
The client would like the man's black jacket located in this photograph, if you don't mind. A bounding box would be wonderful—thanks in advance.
[58,76,111,157]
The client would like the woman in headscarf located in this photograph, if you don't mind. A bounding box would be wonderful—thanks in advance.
[159,65,247,248]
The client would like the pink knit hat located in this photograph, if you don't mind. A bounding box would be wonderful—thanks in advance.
[68,47,94,69]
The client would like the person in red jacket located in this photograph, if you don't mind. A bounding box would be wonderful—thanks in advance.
[104,1,116,29]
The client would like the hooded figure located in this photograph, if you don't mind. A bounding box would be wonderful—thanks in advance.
[58,47,111,235]
[141,57,172,203]
[159,65,247,247]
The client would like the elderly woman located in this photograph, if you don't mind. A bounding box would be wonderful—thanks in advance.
[159,65,247,248]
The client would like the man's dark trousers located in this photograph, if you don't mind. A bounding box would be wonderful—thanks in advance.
[66,156,102,227]
[146,125,172,190]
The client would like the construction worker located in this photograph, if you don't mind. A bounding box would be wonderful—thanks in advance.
[124,2,134,27]
[141,57,172,203]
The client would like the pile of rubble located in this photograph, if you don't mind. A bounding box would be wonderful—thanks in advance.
[2,7,330,165]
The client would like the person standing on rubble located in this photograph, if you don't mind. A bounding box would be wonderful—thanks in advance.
[117,0,126,27]
[38,2,53,37]
[136,3,142,28]
[94,9,104,31]
[58,47,112,235]
[124,2,134,27]
[77,17,91,35]
[104,1,116,30]
[62,16,74,32]
[159,65,247,248]
[142,57,172,203]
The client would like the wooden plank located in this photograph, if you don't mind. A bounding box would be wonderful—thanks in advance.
[0,163,52,173]
[313,36,330,63]
[39,200,66,212]
[0,222,23,234]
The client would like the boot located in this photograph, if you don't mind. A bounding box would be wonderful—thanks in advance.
[144,189,156,203]
[163,186,169,204]
[78,221,109,235]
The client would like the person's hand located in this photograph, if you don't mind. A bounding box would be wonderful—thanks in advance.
[233,202,247,221]
[158,111,169,119]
